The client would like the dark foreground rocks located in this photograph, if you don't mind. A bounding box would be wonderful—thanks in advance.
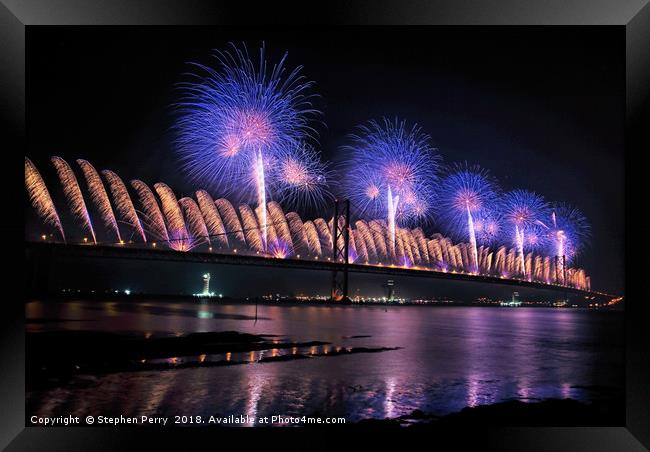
[26,330,399,390]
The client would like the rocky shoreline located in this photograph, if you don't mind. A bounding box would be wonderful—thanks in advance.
[26,330,399,391]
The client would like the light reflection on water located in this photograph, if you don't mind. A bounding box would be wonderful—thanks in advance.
[384,377,397,418]
[245,373,265,426]
[26,300,623,423]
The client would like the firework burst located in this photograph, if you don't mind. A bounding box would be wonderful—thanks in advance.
[540,202,591,264]
[473,212,503,247]
[271,142,332,210]
[174,42,321,205]
[340,117,441,236]
[501,189,549,232]
[439,163,499,238]
[523,222,550,252]
[25,157,65,241]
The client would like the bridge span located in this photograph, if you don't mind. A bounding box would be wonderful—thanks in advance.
[25,242,617,302]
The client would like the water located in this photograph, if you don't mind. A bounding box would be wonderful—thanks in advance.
[26,300,624,424]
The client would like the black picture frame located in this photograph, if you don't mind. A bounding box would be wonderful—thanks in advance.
[2,1,648,449]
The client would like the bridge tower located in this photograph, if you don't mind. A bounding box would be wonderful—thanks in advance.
[330,199,350,301]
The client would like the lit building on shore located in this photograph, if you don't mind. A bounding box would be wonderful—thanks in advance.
[202,273,210,295]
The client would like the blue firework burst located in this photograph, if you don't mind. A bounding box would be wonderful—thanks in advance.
[540,202,591,263]
[174,42,321,205]
[500,189,550,249]
[339,117,442,225]
[438,162,500,243]
[472,211,504,247]
[270,142,333,211]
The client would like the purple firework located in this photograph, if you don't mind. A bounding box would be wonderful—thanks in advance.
[540,202,591,264]
[438,162,499,270]
[500,189,550,276]
[270,142,333,211]
[174,42,322,206]
[340,117,441,226]
[473,211,504,247]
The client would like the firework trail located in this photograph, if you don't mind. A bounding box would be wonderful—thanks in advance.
[386,185,399,250]
[25,157,65,241]
[268,201,294,254]
[413,228,430,265]
[179,197,210,246]
[77,159,121,242]
[239,204,264,252]
[175,42,321,223]
[215,198,246,244]
[51,156,96,244]
[102,170,146,243]
[257,203,279,250]
[438,163,499,273]
[340,117,441,235]
[352,228,368,263]
[131,180,169,242]
[314,218,333,254]
[501,189,549,278]
[347,229,359,263]
[400,228,415,266]
[285,211,309,256]
[196,190,228,248]
[254,149,268,248]
[368,220,388,262]
[302,220,322,257]
[356,221,378,263]
[154,183,191,251]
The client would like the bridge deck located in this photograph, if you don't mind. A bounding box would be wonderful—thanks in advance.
[25,242,617,301]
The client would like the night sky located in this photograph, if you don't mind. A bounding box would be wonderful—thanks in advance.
[26,27,625,296]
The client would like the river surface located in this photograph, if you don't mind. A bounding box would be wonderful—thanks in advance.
[26,300,624,424]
